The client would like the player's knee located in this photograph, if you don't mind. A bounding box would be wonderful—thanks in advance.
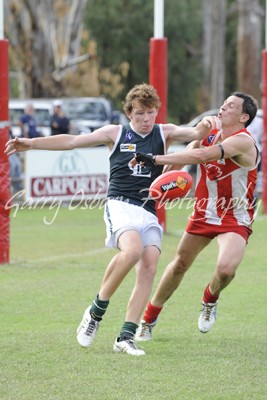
[172,256,190,275]
[217,264,236,281]
[124,247,142,265]
[142,262,157,279]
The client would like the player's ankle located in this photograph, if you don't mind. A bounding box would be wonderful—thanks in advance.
[203,284,219,304]
[143,302,162,323]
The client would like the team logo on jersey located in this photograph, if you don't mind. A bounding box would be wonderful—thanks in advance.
[208,134,215,144]
[126,131,133,140]
[205,163,223,179]
[129,161,151,178]
[120,143,136,152]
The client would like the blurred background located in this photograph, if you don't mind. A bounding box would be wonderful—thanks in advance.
[4,0,265,124]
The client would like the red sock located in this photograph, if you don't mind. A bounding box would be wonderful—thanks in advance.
[143,302,163,323]
[203,284,219,304]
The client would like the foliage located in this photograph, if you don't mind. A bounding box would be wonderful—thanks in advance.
[5,0,89,97]
[85,0,154,109]
[1,204,266,399]
[164,0,203,123]
[4,0,266,121]
[85,0,265,122]
[85,0,203,122]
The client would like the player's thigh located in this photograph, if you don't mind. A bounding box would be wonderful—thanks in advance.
[118,229,143,253]
[216,232,247,271]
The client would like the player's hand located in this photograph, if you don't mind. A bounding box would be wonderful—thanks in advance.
[5,136,32,155]
[201,115,222,131]
[130,152,157,168]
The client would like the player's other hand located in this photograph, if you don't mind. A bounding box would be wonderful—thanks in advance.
[5,136,32,155]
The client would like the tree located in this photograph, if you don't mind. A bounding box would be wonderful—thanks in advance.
[85,0,204,121]
[201,0,213,108]
[199,0,226,111]
[4,0,90,97]
[84,0,154,106]
[210,0,227,108]
[236,0,264,103]
[199,0,264,110]
[164,0,203,122]
[4,0,266,120]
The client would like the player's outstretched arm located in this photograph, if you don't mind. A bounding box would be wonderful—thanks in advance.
[131,144,221,167]
[164,115,221,143]
[162,141,200,172]
[5,134,76,155]
[131,134,255,169]
[5,124,119,156]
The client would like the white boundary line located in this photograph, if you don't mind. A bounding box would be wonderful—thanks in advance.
[12,247,113,264]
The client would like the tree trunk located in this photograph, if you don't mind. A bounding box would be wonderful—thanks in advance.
[202,0,213,85]
[236,0,263,103]
[210,0,226,108]
[5,0,89,98]
[200,0,213,110]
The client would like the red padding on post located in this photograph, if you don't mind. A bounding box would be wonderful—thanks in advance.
[0,39,11,264]
[149,37,168,231]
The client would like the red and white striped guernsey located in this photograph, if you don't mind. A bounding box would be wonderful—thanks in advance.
[190,128,259,229]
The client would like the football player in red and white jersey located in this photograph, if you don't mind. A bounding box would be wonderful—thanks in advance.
[135,91,260,339]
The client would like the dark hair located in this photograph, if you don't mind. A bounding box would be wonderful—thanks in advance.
[231,91,258,127]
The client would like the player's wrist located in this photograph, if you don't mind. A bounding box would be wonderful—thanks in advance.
[135,152,158,168]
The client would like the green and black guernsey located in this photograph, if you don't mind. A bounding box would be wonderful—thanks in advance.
[108,124,166,215]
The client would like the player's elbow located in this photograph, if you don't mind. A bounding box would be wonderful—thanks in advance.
[67,139,73,149]
[66,135,78,150]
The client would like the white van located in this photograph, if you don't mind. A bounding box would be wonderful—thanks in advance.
[9,99,53,137]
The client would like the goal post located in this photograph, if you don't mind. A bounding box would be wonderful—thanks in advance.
[149,0,168,232]
[0,38,11,264]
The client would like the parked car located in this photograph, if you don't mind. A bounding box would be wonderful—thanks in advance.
[61,97,125,133]
[9,99,53,137]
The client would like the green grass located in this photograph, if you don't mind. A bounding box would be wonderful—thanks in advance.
[1,201,267,400]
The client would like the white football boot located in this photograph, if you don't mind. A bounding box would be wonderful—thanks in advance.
[198,302,218,333]
[77,306,99,347]
[135,319,157,341]
[113,337,145,356]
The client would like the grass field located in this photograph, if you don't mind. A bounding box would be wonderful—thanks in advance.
[1,200,266,400]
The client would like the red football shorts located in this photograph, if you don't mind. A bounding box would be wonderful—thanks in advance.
[186,218,252,243]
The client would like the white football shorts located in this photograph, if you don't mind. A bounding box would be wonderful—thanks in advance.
[104,199,163,250]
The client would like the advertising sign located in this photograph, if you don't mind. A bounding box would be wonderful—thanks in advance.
[24,147,110,202]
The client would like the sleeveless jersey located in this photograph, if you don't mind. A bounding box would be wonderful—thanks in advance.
[108,124,166,215]
[191,129,259,228]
